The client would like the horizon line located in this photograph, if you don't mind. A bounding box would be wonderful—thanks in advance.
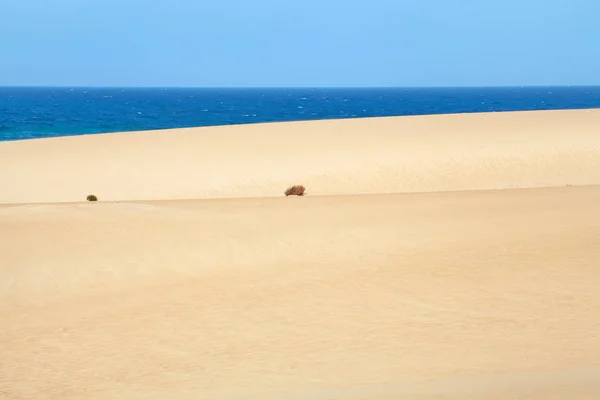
[2,85,600,90]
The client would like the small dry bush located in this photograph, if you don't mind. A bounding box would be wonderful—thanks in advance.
[284,185,305,196]
[86,194,98,202]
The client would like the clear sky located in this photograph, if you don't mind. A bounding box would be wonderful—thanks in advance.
[1,0,599,87]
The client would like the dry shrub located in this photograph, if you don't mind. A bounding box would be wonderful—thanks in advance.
[86,194,98,202]
[284,185,305,196]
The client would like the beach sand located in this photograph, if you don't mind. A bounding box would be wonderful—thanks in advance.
[2,109,600,399]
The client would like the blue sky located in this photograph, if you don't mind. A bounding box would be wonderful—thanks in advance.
[1,0,598,87]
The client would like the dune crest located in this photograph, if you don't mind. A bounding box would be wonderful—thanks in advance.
[1,109,599,203]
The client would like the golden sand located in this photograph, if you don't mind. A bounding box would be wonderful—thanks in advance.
[2,109,600,399]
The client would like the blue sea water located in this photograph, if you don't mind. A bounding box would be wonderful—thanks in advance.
[1,87,600,141]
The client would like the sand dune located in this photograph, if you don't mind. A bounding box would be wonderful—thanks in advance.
[2,109,600,399]
[2,187,600,399]
[1,109,600,203]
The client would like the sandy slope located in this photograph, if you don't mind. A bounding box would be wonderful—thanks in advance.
[2,186,600,399]
[1,109,600,203]
[2,109,600,399]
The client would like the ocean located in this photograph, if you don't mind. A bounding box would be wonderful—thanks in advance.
[1,86,600,141]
